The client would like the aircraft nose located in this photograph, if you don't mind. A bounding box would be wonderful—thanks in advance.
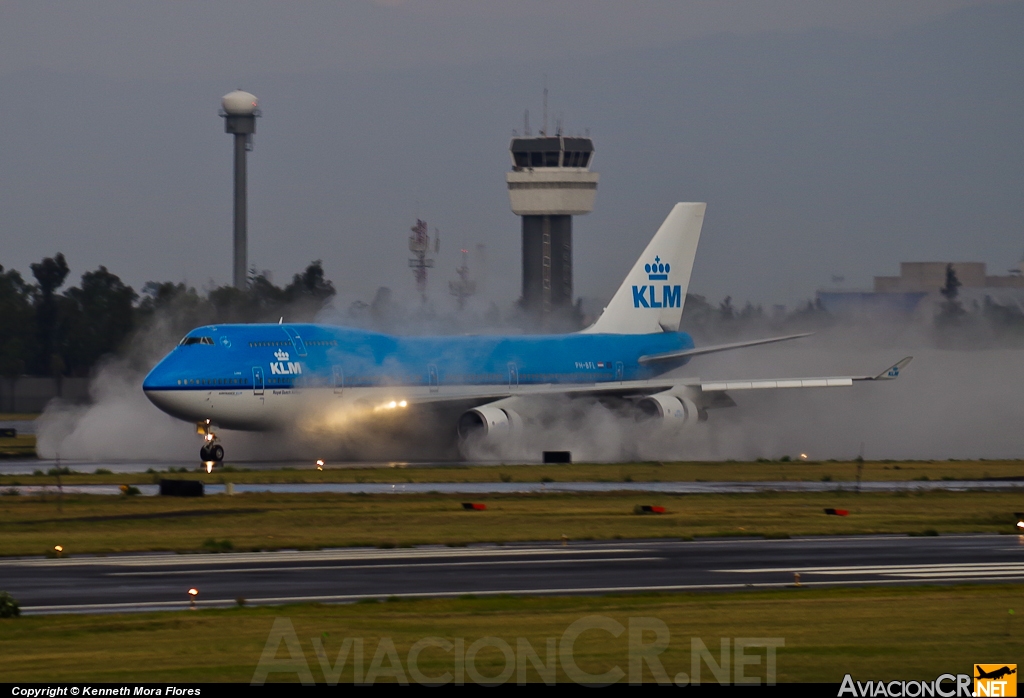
[142,351,178,393]
[142,365,165,392]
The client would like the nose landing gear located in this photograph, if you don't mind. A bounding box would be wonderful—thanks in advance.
[200,443,225,462]
[197,420,224,468]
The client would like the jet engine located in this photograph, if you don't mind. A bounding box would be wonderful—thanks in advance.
[636,391,706,425]
[457,404,523,443]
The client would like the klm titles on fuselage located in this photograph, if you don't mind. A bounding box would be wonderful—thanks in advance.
[632,256,682,308]
[270,348,303,375]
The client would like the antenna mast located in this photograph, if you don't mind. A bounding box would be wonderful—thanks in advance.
[449,248,478,310]
[408,219,436,303]
[542,80,548,136]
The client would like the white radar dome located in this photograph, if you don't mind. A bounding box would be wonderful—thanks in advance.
[221,90,258,115]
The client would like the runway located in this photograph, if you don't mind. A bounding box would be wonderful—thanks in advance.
[6,534,1023,615]
[4,480,1024,496]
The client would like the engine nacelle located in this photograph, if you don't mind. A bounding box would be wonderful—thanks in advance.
[636,392,706,425]
[457,405,523,441]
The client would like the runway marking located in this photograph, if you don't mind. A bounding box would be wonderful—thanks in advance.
[0,546,640,568]
[717,562,1024,579]
[2,534,1005,568]
[107,556,664,576]
[22,575,993,615]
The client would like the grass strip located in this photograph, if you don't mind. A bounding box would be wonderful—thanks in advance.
[1,585,1021,683]
[0,490,1020,556]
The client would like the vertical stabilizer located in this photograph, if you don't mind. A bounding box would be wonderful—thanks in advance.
[582,202,706,334]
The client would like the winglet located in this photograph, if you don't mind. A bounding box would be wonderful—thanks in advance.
[869,356,913,381]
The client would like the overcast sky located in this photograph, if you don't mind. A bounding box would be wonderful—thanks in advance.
[1,0,1021,309]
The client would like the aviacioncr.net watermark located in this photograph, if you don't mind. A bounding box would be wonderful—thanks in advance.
[250,615,783,685]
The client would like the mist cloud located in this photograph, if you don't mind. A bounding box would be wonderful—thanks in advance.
[34,303,1024,464]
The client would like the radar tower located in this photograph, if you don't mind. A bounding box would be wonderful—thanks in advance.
[219,90,261,290]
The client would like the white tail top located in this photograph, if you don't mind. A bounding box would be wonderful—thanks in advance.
[582,202,706,335]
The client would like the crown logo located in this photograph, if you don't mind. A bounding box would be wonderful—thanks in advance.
[274,348,290,361]
[645,255,670,280]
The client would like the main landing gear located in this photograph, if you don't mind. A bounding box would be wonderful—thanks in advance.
[197,420,224,470]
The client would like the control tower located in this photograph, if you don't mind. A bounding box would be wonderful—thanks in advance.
[507,136,598,315]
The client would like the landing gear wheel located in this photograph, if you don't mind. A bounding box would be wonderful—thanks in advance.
[199,444,225,462]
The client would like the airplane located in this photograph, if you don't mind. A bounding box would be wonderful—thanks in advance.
[975,666,1017,681]
[142,202,911,465]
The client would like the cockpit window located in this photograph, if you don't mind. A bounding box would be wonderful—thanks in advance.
[180,336,214,346]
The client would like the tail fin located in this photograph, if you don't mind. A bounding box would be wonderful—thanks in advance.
[582,202,706,335]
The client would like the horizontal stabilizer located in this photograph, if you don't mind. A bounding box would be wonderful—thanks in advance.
[638,333,812,364]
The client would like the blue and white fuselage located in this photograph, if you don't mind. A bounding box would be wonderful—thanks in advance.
[142,325,695,431]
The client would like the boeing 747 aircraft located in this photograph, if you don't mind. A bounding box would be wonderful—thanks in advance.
[143,203,910,464]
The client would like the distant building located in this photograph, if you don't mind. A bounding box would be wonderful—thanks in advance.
[817,261,1024,316]
[873,262,1024,293]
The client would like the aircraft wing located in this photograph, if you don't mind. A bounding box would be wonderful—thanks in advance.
[699,356,913,392]
[403,357,913,408]
[638,332,812,364]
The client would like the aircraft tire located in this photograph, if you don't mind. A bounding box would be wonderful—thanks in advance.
[211,444,224,462]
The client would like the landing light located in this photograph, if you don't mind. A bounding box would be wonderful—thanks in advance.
[399,401,407,408]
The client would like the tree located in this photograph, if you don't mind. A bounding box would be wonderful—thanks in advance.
[940,263,962,301]
[719,296,735,321]
[938,263,965,322]
[0,266,36,377]
[30,253,70,376]
[63,267,138,375]
[0,590,20,618]
[284,260,335,303]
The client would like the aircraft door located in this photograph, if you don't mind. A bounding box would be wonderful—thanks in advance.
[281,327,308,357]
[428,364,439,393]
[252,367,265,396]
[508,362,519,389]
[615,361,624,382]
[332,365,344,395]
